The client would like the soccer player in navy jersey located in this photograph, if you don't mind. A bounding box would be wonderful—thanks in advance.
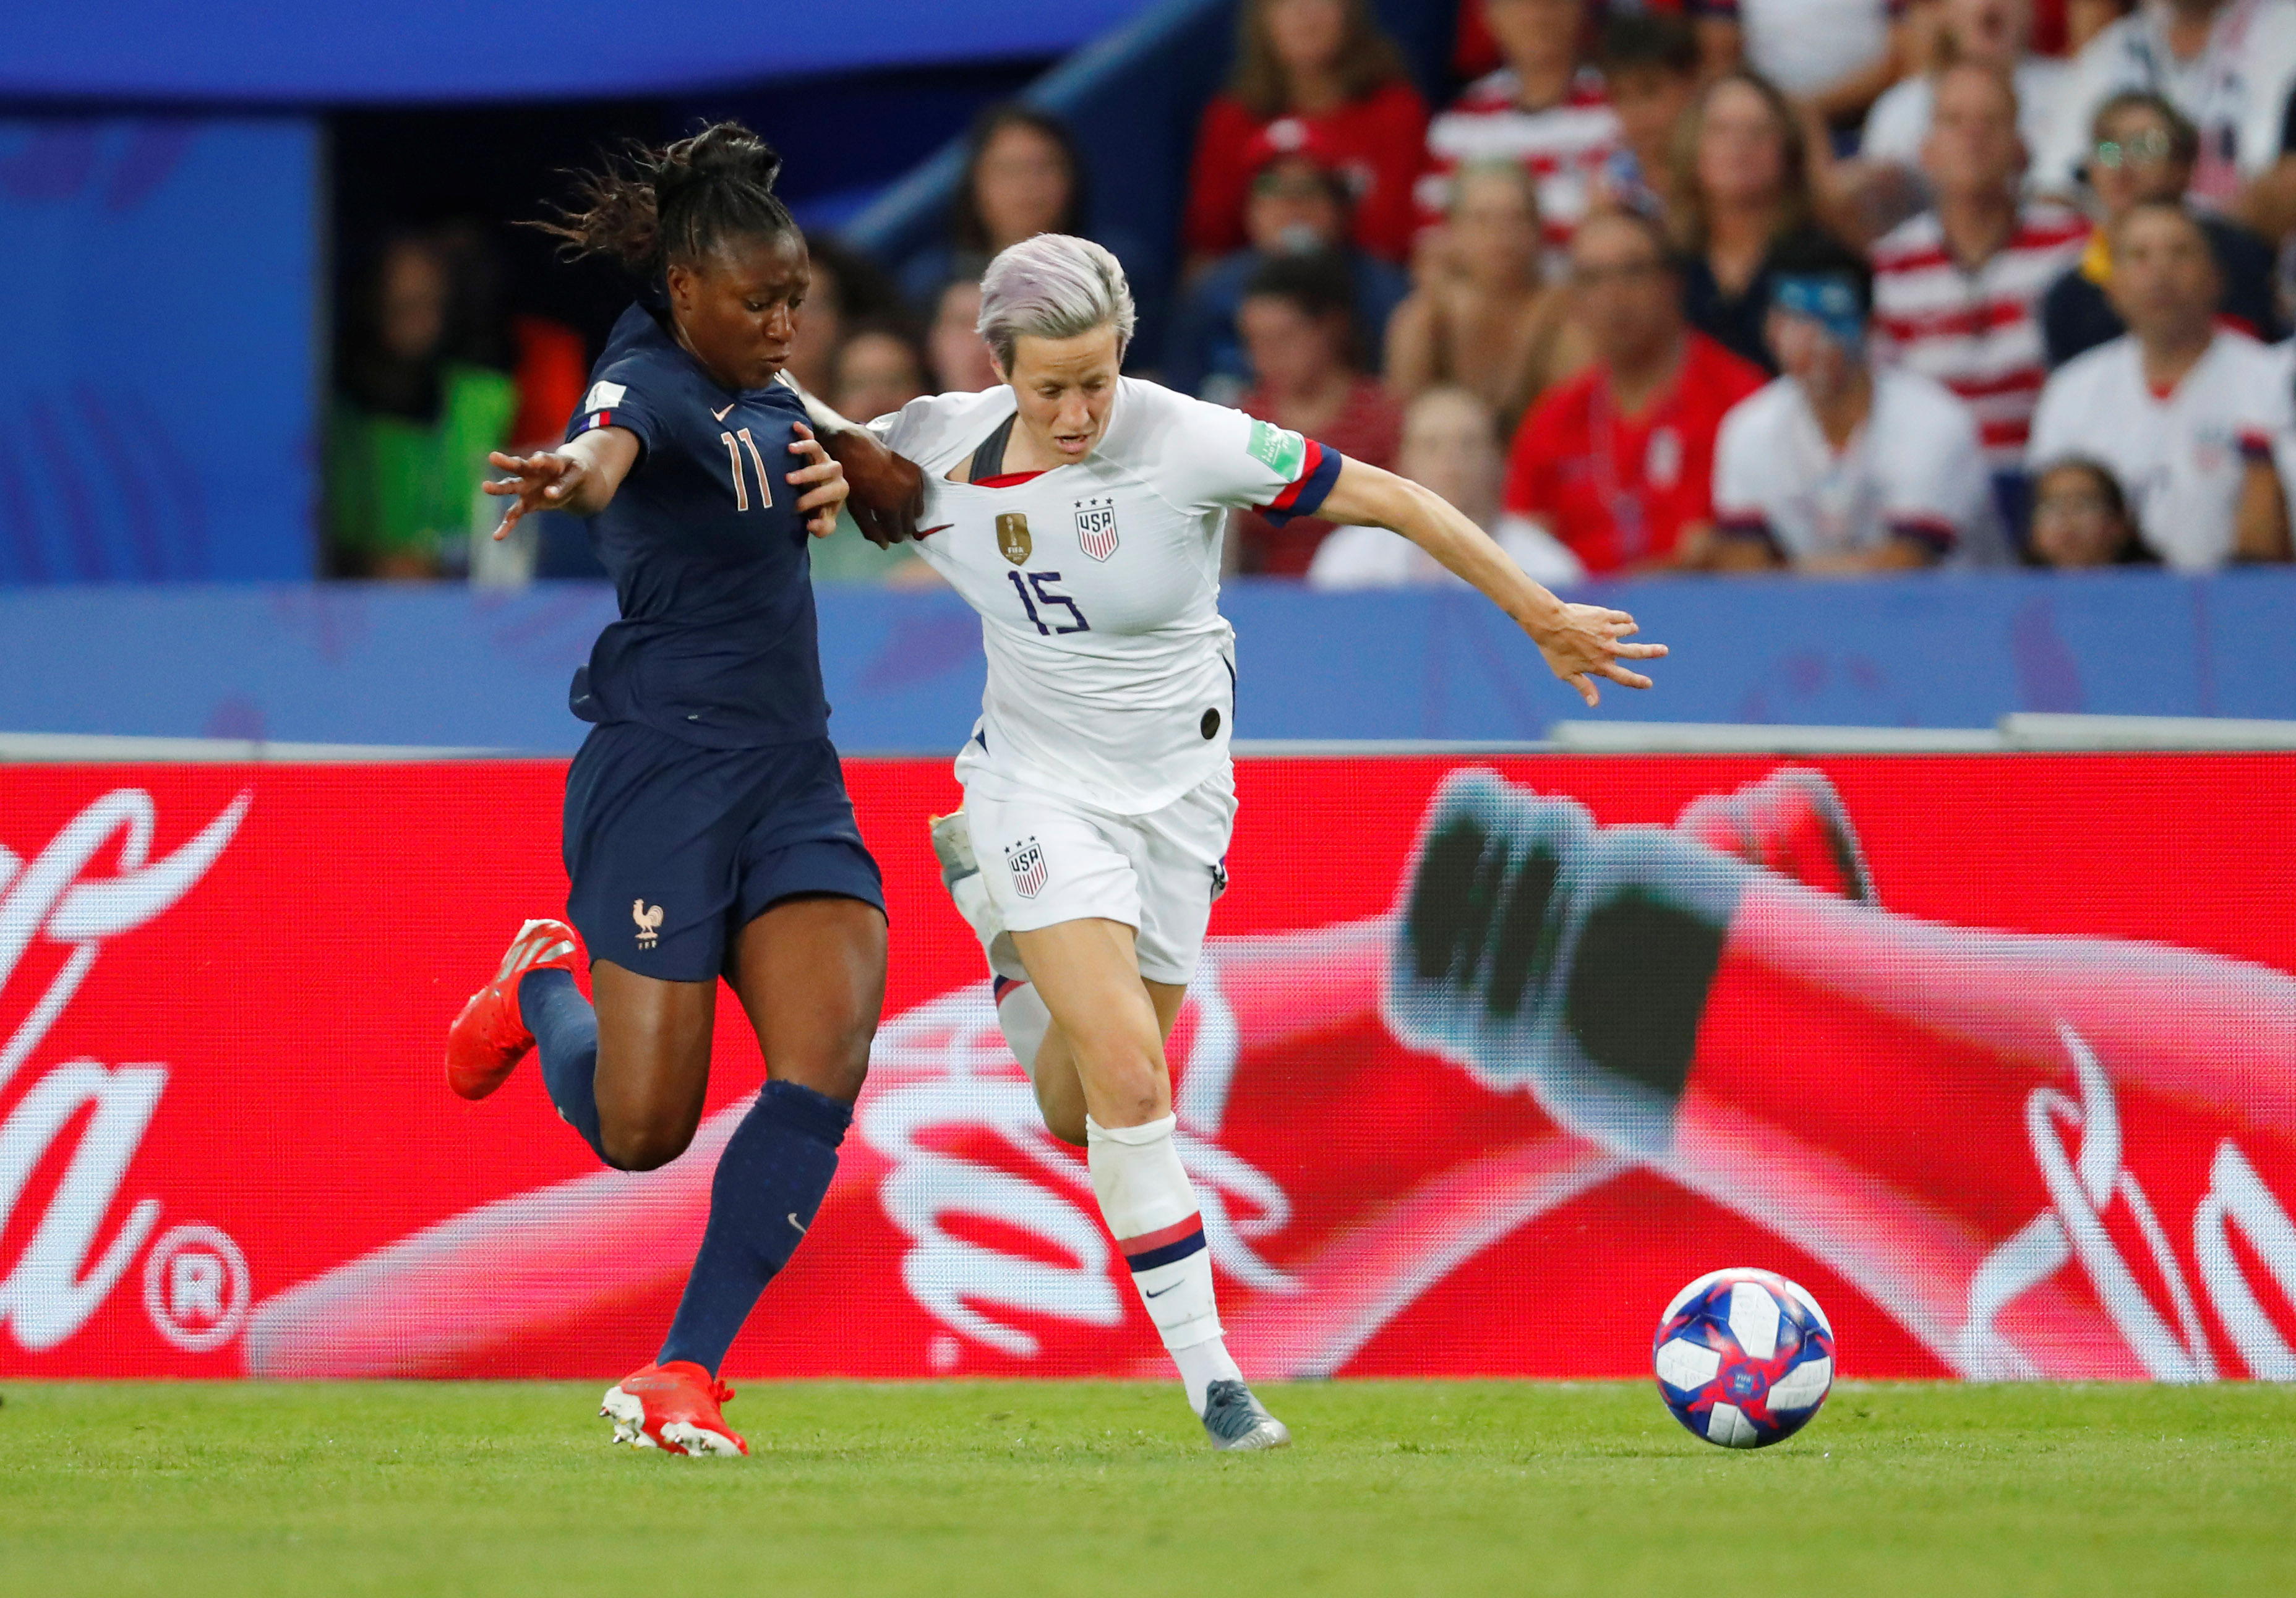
[442,124,919,1456]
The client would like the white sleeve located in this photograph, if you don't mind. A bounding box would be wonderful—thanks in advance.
[1491,514,1588,586]
[2025,368,2078,472]
[1710,396,1768,528]
[1887,391,1990,555]
[1140,388,1345,518]
[1858,79,1926,166]
[2031,28,2128,195]
[1305,524,1421,589]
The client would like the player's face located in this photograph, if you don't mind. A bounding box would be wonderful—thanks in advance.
[1001,325,1123,463]
[1481,0,1585,77]
[1570,216,1679,365]
[1768,310,1857,399]
[2107,207,2219,340]
[666,231,809,392]
[1923,68,2021,197]
[1608,67,1698,171]
[2031,465,2130,567]
[1697,80,1788,209]
[2091,108,2189,216]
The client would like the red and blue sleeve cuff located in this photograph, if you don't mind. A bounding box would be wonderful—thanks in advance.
[1254,440,1344,526]
[1887,515,1958,557]
[2238,430,2274,463]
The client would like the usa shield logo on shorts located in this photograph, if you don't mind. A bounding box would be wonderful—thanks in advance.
[1006,837,1047,899]
[1073,496,1120,562]
[996,513,1032,565]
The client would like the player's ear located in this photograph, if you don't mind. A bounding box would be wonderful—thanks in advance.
[665,260,696,316]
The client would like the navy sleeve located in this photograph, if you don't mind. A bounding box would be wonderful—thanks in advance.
[564,361,664,462]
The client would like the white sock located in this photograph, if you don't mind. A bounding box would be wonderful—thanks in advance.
[995,979,1052,1077]
[1087,1113,1236,1416]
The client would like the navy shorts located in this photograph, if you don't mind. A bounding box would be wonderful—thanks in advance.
[563,722,885,983]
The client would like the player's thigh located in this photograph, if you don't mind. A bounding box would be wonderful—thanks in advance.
[1011,917,1170,1126]
[726,891,888,1106]
[588,959,718,1171]
[1029,976,1182,1147]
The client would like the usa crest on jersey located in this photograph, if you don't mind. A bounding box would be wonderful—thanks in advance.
[1073,495,1120,562]
[1006,836,1047,899]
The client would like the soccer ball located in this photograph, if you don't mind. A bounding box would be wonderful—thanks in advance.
[1653,1268,1836,1448]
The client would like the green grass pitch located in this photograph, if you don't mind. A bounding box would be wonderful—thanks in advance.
[2,1380,2291,1597]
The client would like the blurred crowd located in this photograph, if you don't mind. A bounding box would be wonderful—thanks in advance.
[330,0,2296,583]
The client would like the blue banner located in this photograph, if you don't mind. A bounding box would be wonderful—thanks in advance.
[0,571,2285,751]
[0,119,317,583]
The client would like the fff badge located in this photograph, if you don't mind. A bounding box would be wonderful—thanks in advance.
[1073,496,1119,562]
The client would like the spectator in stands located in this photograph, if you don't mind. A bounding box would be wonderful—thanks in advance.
[787,234,902,400]
[1714,233,1998,570]
[833,318,930,424]
[1164,127,1411,401]
[1502,210,1770,578]
[1229,252,1405,573]
[1419,0,1624,261]
[901,106,1086,307]
[2067,2,2140,53]
[1454,0,1744,82]
[1387,162,1586,432]
[2028,199,2294,567]
[928,278,1000,393]
[2025,456,2157,563]
[1670,70,1831,372]
[2033,0,2296,208]
[1308,387,1512,586]
[1595,12,1707,223]
[1869,61,2091,534]
[2044,92,2282,365]
[1184,0,1428,270]
[1728,0,1909,130]
[327,231,516,579]
[1861,0,2071,182]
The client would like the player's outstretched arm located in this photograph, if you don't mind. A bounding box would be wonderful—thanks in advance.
[1315,456,1667,707]
[484,427,641,536]
[779,377,925,547]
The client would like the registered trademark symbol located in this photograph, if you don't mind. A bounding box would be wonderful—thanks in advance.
[141,1223,251,1353]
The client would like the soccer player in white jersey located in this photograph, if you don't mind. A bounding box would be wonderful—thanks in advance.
[802,234,1664,1450]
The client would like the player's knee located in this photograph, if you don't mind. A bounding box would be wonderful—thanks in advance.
[600,1116,695,1173]
[1035,1083,1088,1147]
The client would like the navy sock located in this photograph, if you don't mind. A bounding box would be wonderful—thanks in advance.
[658,1080,850,1375]
[518,967,608,1164]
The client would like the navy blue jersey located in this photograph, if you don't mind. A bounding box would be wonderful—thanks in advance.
[562,303,826,750]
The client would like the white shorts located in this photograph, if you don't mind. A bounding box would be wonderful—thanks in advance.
[962,764,1236,986]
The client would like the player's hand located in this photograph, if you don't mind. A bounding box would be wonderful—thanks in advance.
[787,424,849,539]
[1531,603,1667,708]
[821,429,926,547]
[484,449,587,537]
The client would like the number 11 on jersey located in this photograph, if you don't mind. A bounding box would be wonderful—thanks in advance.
[718,429,774,511]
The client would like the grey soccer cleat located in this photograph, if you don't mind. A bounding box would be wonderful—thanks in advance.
[929,808,1024,980]
[1201,1380,1290,1451]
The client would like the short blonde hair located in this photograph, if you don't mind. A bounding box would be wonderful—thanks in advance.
[977,234,1137,370]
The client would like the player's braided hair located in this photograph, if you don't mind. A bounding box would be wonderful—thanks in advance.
[534,121,797,278]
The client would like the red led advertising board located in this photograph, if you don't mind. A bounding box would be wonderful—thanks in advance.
[2,754,2292,1383]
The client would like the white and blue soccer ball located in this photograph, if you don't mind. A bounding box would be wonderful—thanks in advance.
[1653,1268,1836,1448]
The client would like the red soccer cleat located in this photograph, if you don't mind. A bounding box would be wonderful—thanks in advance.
[443,918,580,1101]
[600,1361,748,1456]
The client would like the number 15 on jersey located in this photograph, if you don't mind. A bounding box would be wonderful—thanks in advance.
[1007,571,1090,635]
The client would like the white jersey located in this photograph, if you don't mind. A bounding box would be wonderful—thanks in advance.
[1714,368,2000,566]
[2027,330,2293,571]
[871,378,1340,813]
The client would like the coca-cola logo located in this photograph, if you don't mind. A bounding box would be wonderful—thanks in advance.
[0,788,248,1354]
[1960,1023,2296,1382]
[855,954,1296,1364]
